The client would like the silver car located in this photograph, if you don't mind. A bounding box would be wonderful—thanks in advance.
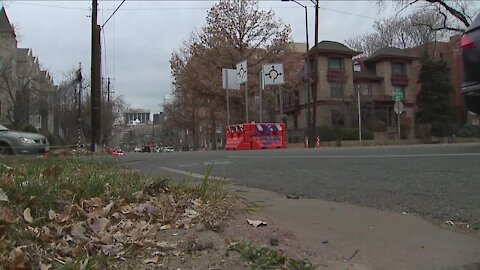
[0,124,49,155]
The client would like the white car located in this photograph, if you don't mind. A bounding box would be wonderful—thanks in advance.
[134,146,142,152]
[165,146,175,152]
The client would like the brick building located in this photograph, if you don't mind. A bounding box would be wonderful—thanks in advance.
[281,37,471,142]
[407,36,469,127]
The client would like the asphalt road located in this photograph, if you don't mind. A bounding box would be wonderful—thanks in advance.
[119,143,480,232]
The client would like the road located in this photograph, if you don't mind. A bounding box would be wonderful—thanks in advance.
[119,143,480,232]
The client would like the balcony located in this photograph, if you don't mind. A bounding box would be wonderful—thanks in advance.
[360,94,393,103]
[283,98,300,113]
[327,69,347,82]
[391,74,409,86]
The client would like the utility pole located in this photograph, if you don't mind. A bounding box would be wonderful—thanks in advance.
[311,0,319,147]
[91,0,102,152]
[107,77,111,103]
[77,62,83,151]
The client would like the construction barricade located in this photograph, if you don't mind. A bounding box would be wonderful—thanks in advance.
[225,123,286,150]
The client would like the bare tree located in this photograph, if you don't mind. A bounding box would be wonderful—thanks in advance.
[169,0,294,149]
[376,0,474,32]
[346,11,451,57]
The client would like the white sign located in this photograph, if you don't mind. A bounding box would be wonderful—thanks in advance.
[263,63,284,85]
[236,60,248,84]
[222,68,240,90]
[394,102,404,114]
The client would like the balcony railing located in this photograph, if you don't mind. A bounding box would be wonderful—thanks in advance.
[327,69,347,82]
[283,98,300,113]
[391,74,409,86]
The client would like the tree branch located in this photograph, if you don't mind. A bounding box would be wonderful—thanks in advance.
[425,0,470,27]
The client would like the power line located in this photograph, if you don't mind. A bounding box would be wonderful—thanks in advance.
[10,0,377,21]
[11,1,88,10]
[101,0,126,29]
[101,1,109,79]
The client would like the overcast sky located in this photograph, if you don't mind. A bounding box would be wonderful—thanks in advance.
[4,0,428,115]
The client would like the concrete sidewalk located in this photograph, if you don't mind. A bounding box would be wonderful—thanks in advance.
[228,185,480,270]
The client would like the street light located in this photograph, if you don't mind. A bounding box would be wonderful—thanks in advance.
[281,0,313,147]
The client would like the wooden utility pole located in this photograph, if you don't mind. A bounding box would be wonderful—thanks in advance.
[77,62,83,150]
[91,0,102,152]
[311,0,319,144]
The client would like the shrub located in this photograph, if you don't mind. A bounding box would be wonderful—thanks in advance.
[457,125,480,138]
[316,126,373,142]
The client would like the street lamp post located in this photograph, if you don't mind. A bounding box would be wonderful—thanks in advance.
[282,0,313,147]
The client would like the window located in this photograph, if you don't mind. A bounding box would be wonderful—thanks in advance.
[360,83,373,96]
[392,63,406,75]
[293,115,298,129]
[353,62,361,72]
[328,58,343,70]
[331,110,345,127]
[330,82,344,98]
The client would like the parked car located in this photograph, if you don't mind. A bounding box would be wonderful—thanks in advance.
[112,148,124,156]
[165,146,175,152]
[134,146,142,152]
[142,145,151,152]
[461,12,480,114]
[0,124,49,155]
[156,146,166,153]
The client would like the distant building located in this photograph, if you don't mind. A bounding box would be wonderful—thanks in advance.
[153,112,165,124]
[124,109,150,125]
[287,42,307,53]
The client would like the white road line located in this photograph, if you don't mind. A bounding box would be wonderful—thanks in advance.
[228,153,480,159]
[177,163,199,168]
[158,166,230,181]
[204,161,232,166]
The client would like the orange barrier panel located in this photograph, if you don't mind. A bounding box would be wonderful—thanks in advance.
[250,123,286,150]
[225,124,251,150]
[225,123,287,150]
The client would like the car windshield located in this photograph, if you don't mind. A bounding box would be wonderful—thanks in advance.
[0,124,9,131]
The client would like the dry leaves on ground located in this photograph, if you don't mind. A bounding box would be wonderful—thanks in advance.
[0,181,238,269]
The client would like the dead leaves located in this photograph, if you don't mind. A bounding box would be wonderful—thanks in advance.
[2,193,206,268]
[4,246,30,270]
[23,208,33,224]
[0,188,8,202]
[0,205,16,224]
[0,177,237,269]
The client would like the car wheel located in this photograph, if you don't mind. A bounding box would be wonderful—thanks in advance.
[0,144,13,156]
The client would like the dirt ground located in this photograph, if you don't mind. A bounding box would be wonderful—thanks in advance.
[115,184,480,270]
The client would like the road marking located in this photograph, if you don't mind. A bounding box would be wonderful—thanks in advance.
[228,153,480,159]
[204,160,232,166]
[158,166,230,181]
[177,163,199,168]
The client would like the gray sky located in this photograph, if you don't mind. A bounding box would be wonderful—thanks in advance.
[7,1,405,115]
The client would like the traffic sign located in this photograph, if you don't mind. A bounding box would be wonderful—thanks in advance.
[222,68,240,90]
[394,102,404,114]
[263,63,285,85]
[393,90,404,102]
[236,61,248,84]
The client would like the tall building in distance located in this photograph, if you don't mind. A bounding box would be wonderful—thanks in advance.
[124,109,151,125]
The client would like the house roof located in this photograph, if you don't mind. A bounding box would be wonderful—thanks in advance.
[311,41,361,56]
[16,48,30,62]
[365,47,417,63]
[353,70,383,81]
[0,8,15,34]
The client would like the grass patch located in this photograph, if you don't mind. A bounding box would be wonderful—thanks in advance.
[0,157,246,269]
[0,157,151,221]
[231,242,315,270]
